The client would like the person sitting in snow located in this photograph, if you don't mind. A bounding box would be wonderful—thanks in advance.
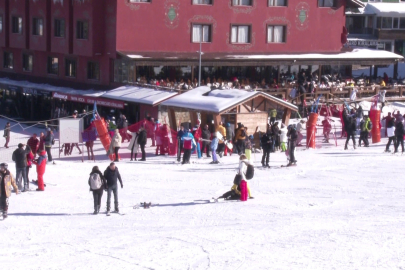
[0,163,18,219]
[32,150,47,191]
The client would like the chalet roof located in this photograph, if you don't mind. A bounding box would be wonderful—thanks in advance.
[161,87,298,114]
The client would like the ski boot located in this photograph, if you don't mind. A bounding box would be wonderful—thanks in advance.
[3,211,7,219]
[106,204,111,216]
[113,203,119,213]
[385,149,391,153]
[93,206,98,215]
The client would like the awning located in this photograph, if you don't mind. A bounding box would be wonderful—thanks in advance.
[161,86,298,114]
[118,48,403,66]
[101,85,178,106]
[365,3,405,16]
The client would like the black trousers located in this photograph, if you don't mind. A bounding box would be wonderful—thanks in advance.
[0,185,9,212]
[219,190,240,200]
[237,139,245,155]
[92,189,103,209]
[140,144,146,160]
[177,139,183,161]
[386,136,395,151]
[130,143,137,160]
[183,149,191,163]
[201,141,210,157]
[261,147,271,165]
[217,143,225,153]
[359,131,369,146]
[46,146,52,161]
[114,147,120,161]
[289,141,296,162]
[395,136,404,152]
[345,134,356,148]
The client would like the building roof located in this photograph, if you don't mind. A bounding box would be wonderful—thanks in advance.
[161,86,298,114]
[101,85,178,106]
[365,3,405,16]
[119,48,403,66]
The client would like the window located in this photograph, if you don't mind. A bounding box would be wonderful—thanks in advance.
[318,0,334,7]
[0,15,3,33]
[192,0,213,4]
[32,18,43,36]
[87,62,100,80]
[76,21,89,39]
[400,18,405,29]
[192,24,211,43]
[22,54,33,72]
[232,0,252,6]
[382,17,393,29]
[12,16,23,34]
[268,0,287,6]
[3,52,13,69]
[65,59,77,77]
[267,25,286,43]
[231,25,250,43]
[54,19,65,37]
[47,57,59,75]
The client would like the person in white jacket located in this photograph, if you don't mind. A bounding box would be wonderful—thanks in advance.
[239,155,253,199]
[110,129,122,162]
[127,130,139,161]
[385,118,396,152]
[279,124,288,152]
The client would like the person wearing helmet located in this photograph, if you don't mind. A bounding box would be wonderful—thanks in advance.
[0,163,19,219]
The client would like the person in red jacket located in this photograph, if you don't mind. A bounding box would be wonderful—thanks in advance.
[27,134,39,157]
[32,150,47,191]
[26,151,34,183]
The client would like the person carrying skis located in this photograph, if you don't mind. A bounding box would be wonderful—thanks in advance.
[88,166,106,215]
[385,118,396,152]
[176,125,185,162]
[12,143,31,192]
[32,150,47,191]
[287,125,298,166]
[344,116,357,150]
[182,129,196,164]
[103,162,123,215]
[394,117,404,153]
[210,134,219,164]
[201,125,211,158]
[0,163,18,219]
[261,128,272,167]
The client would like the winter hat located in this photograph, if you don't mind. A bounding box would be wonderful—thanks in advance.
[18,143,24,148]
[226,123,230,127]
[0,163,8,169]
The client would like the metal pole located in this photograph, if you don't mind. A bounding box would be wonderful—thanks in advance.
[199,41,202,87]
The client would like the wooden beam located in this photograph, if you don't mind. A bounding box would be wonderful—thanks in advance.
[253,99,265,112]
[168,108,177,130]
[213,114,222,127]
[189,111,198,126]
[242,104,251,113]
[282,108,292,126]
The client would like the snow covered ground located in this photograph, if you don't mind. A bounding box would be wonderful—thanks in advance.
[0,118,405,269]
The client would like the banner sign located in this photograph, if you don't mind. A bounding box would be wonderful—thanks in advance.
[53,92,125,109]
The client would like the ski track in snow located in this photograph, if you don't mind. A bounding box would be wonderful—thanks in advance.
[0,119,405,269]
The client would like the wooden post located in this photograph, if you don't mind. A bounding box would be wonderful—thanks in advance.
[189,111,198,126]
[191,65,195,81]
[282,108,292,126]
[213,114,222,127]
[318,65,322,81]
[168,107,177,130]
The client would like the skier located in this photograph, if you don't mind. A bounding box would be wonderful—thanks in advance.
[224,123,234,156]
[88,166,106,215]
[103,162,123,215]
[320,117,333,143]
[44,129,54,163]
[382,112,393,138]
[201,124,211,158]
[176,125,185,162]
[385,118,396,152]
[279,123,288,152]
[286,125,298,166]
[3,122,10,148]
[210,134,219,164]
[127,130,139,161]
[32,150,47,191]
[394,117,405,153]
[0,163,18,219]
[182,129,196,164]
[359,115,371,147]
[261,128,272,167]
[12,143,31,192]
[216,122,226,157]
[137,125,147,161]
[27,133,39,158]
[344,117,357,150]
[110,129,122,162]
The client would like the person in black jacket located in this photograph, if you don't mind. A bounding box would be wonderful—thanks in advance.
[88,166,106,215]
[287,125,298,165]
[176,125,185,162]
[12,143,31,192]
[201,125,211,158]
[137,126,147,161]
[344,117,357,150]
[394,120,404,153]
[104,163,123,214]
[261,128,273,167]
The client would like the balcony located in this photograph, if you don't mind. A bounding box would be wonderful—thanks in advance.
[375,29,405,40]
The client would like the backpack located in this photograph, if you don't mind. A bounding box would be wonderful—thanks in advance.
[89,173,102,190]
[244,162,255,180]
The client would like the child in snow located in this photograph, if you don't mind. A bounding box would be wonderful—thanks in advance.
[210,134,219,164]
[88,166,106,215]
[32,150,47,191]
[0,163,18,219]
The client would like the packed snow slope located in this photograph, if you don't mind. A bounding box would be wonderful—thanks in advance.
[0,119,404,269]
